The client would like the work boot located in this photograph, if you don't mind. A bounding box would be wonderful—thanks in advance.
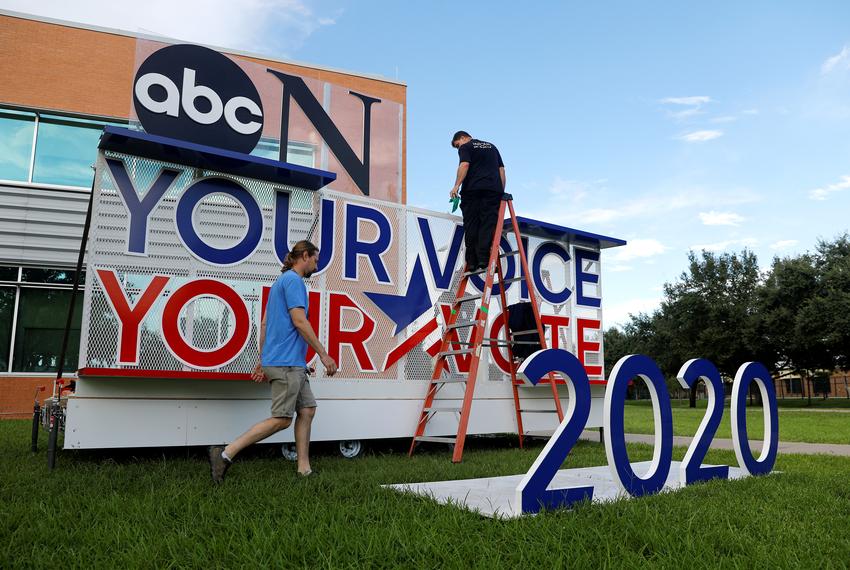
[208,445,231,484]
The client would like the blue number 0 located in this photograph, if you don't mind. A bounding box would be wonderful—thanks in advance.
[515,349,593,514]
[676,358,729,484]
[604,354,673,497]
[731,362,779,476]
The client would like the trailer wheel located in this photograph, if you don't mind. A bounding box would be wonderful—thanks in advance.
[338,440,363,459]
[280,443,297,461]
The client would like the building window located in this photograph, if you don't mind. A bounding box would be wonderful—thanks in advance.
[0,266,84,374]
[0,287,14,372]
[251,138,316,168]
[0,105,125,188]
[0,109,36,183]
[32,115,105,187]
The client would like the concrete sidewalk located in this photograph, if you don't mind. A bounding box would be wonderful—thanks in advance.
[578,430,850,457]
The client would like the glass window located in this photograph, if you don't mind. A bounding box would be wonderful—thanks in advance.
[0,266,19,281]
[31,116,102,187]
[0,287,14,371]
[21,267,84,285]
[251,139,315,168]
[0,109,35,182]
[12,288,83,373]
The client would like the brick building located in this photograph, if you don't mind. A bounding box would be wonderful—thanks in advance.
[0,10,406,418]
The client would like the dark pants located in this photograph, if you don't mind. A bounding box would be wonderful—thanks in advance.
[460,191,503,269]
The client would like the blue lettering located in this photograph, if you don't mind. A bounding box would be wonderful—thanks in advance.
[106,158,179,256]
[344,203,393,283]
[175,177,263,266]
[575,248,601,308]
[532,242,572,305]
[418,217,464,291]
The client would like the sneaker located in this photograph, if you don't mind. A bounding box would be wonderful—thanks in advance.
[208,445,230,484]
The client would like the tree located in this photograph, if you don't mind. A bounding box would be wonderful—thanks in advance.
[658,249,763,406]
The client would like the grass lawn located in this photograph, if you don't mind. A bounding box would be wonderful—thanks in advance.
[623,400,850,444]
[3,420,850,568]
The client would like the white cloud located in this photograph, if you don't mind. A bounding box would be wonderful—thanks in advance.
[608,239,668,262]
[0,0,338,56]
[678,130,723,142]
[660,96,712,106]
[711,115,738,124]
[528,185,759,229]
[821,45,850,75]
[603,297,663,329]
[741,108,760,115]
[698,210,745,226]
[770,240,798,250]
[808,175,850,200]
[660,96,713,122]
[607,265,634,273]
[689,238,757,252]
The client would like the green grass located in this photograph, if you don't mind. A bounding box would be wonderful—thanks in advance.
[3,420,850,568]
[622,400,850,444]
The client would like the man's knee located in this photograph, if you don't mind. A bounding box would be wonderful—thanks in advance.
[271,416,292,430]
[297,407,316,420]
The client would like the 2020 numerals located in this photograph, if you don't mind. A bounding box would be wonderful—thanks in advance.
[517,350,779,514]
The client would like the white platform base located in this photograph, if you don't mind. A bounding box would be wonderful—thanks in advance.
[385,461,748,519]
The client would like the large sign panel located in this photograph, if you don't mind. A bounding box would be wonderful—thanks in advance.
[78,152,605,384]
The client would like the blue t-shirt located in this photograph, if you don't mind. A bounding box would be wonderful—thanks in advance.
[261,270,309,367]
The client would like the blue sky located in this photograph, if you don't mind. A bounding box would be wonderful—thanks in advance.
[7,0,850,327]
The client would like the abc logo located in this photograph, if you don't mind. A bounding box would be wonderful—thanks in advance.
[133,44,264,154]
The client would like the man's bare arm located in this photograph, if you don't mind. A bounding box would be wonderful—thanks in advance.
[290,307,338,375]
[499,167,506,191]
[450,162,469,198]
[251,314,269,381]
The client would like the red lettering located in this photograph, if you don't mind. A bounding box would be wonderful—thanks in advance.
[96,269,170,365]
[577,318,603,376]
[328,292,376,371]
[162,279,250,369]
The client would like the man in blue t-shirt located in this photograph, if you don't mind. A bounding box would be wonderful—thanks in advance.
[208,240,337,482]
[449,131,506,272]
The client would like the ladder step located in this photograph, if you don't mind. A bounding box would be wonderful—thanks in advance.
[415,436,457,444]
[438,349,474,357]
[501,276,525,284]
[432,377,467,384]
[519,409,560,413]
[455,293,483,303]
[500,250,520,258]
[446,320,476,331]
[463,267,487,277]
[511,329,538,336]
[425,406,462,413]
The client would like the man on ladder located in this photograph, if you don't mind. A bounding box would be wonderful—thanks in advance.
[450,131,506,272]
[409,132,563,463]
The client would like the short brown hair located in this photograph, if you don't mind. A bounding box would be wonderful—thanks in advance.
[282,240,319,271]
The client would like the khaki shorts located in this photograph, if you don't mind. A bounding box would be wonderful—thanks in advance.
[263,366,317,418]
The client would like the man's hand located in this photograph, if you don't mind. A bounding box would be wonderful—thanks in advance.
[321,354,338,376]
[251,363,267,383]
[449,186,459,199]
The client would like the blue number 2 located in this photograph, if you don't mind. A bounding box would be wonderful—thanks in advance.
[515,349,593,514]
[676,358,729,484]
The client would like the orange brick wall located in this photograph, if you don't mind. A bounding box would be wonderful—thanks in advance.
[0,376,57,419]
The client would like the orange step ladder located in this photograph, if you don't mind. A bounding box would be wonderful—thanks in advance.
[409,193,564,463]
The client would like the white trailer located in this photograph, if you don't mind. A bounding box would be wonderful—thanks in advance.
[62,128,625,454]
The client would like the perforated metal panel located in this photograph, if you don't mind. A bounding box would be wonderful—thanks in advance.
[79,151,605,383]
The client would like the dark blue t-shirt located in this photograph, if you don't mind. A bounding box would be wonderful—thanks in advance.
[458,139,504,195]
[261,270,309,367]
